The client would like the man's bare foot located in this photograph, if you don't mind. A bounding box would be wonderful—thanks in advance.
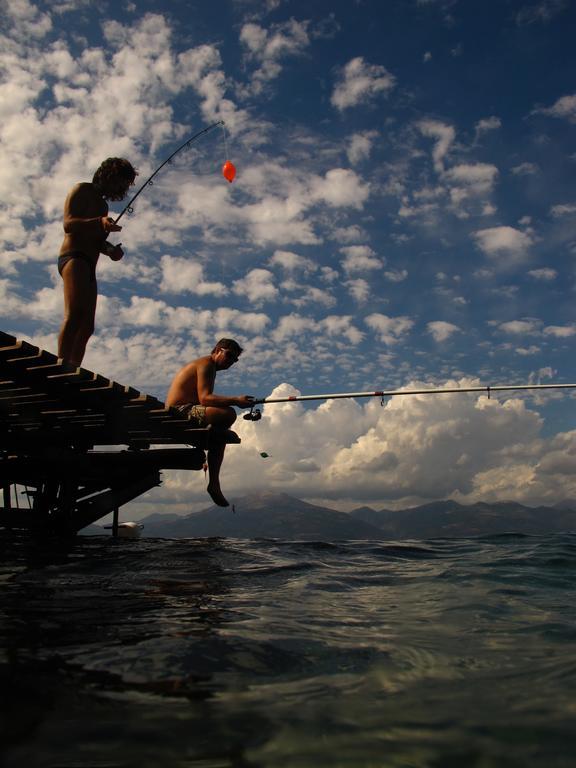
[208,483,229,507]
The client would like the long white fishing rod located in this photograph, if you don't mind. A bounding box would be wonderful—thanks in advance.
[256,382,576,404]
[243,382,576,419]
[113,120,224,224]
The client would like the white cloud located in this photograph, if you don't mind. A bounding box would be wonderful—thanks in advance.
[444,163,499,214]
[239,19,311,96]
[427,320,460,342]
[331,56,396,111]
[286,284,336,309]
[511,162,539,176]
[516,1,570,25]
[417,119,455,173]
[212,378,576,508]
[233,268,279,305]
[310,168,370,208]
[160,255,228,296]
[346,130,378,164]
[475,116,501,134]
[498,319,541,335]
[528,268,557,281]
[444,163,498,191]
[383,269,408,283]
[543,324,576,338]
[269,250,316,272]
[330,225,367,243]
[365,313,414,345]
[534,93,576,123]
[345,278,370,303]
[550,203,576,217]
[473,226,533,263]
[340,245,383,273]
[271,313,363,345]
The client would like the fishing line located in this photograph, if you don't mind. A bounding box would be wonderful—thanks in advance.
[243,382,576,420]
[222,121,230,159]
[113,120,225,224]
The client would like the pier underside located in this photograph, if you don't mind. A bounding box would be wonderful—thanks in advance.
[0,331,239,535]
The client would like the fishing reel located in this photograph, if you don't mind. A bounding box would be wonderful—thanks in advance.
[243,407,262,421]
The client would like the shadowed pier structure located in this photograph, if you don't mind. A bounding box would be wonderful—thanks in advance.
[0,331,239,535]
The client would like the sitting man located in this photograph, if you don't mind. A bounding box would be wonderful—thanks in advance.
[166,338,255,507]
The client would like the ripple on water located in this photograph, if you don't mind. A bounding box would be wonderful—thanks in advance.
[1,532,576,767]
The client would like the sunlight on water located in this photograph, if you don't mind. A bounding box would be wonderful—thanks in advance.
[1,532,576,767]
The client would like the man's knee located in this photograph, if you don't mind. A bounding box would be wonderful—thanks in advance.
[222,406,237,426]
[207,406,236,427]
[63,310,94,338]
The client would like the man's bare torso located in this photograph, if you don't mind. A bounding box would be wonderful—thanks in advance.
[165,355,216,407]
[60,182,108,259]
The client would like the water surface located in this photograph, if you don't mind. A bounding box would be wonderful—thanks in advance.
[1,531,576,767]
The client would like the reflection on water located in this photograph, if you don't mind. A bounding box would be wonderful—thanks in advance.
[1,532,576,767]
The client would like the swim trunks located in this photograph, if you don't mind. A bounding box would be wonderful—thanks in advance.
[173,403,207,427]
[58,251,97,282]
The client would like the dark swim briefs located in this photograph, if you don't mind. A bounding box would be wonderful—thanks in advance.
[58,251,97,282]
[173,403,208,427]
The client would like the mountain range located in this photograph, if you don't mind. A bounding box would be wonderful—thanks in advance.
[85,493,576,540]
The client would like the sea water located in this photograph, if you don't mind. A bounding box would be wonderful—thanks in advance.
[1,530,576,767]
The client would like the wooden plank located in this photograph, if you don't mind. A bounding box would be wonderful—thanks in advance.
[0,341,43,361]
[0,331,17,347]
[0,332,243,455]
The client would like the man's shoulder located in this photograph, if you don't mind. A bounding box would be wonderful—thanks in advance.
[179,355,211,372]
[190,354,213,369]
[69,182,96,198]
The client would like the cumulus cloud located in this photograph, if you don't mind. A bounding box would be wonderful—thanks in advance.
[498,319,541,335]
[239,18,311,96]
[268,249,317,272]
[550,202,576,217]
[516,0,569,25]
[365,313,414,345]
[233,268,279,305]
[200,378,576,508]
[345,278,370,303]
[534,93,576,123]
[330,225,367,243]
[543,324,576,338]
[417,119,455,173]
[383,269,408,283]
[346,130,379,164]
[475,116,501,134]
[339,245,383,273]
[444,163,499,214]
[528,267,557,280]
[160,255,228,296]
[271,313,363,345]
[473,226,533,263]
[310,168,371,208]
[511,162,539,176]
[427,320,460,342]
[331,56,396,111]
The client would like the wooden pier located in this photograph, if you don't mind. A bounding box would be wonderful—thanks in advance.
[0,330,239,535]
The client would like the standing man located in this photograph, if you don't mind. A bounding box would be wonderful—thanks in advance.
[57,157,138,366]
[166,339,255,507]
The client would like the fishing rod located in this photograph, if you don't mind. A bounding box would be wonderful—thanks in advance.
[113,120,225,224]
[243,382,576,420]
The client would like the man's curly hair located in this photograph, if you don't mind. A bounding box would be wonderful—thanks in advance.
[92,158,137,200]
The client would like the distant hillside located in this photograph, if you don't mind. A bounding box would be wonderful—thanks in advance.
[350,500,576,538]
[139,492,384,540]
[86,494,576,540]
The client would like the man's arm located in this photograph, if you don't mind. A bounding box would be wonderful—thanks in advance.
[197,359,253,409]
[63,183,121,237]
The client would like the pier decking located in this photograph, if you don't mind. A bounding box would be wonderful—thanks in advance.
[0,331,239,534]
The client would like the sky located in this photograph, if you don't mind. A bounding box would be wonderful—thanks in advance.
[2,0,576,516]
